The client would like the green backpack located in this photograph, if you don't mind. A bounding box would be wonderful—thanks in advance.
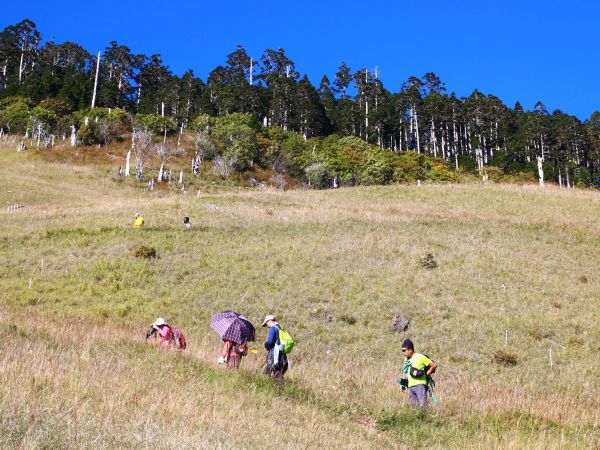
[278,327,294,354]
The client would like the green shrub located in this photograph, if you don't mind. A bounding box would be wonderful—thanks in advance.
[30,106,57,130]
[305,163,331,189]
[360,152,395,185]
[77,121,101,145]
[500,171,536,184]
[38,98,73,117]
[0,100,30,134]
[394,151,429,182]
[327,136,372,184]
[212,113,261,169]
[135,114,177,136]
[190,114,215,131]
[263,128,307,176]
[458,154,477,172]
[427,164,461,182]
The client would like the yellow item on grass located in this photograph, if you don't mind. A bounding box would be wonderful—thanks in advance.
[134,216,145,228]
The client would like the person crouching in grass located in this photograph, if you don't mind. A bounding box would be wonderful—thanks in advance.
[401,339,437,409]
[146,318,174,349]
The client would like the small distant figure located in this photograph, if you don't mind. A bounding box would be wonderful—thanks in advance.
[134,212,145,228]
[262,314,291,382]
[146,317,186,350]
[118,166,123,177]
[399,339,438,409]
[192,155,200,176]
[183,216,192,228]
[219,339,248,369]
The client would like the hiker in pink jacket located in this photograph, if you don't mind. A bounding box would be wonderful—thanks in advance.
[146,318,174,348]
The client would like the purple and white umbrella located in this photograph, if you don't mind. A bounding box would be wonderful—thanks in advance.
[210,310,255,344]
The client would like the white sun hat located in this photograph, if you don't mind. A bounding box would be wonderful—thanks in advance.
[261,314,276,327]
[152,317,167,329]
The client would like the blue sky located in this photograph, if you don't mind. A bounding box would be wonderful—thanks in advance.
[3,0,599,119]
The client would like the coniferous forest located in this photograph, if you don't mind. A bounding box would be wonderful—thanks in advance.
[1,19,599,187]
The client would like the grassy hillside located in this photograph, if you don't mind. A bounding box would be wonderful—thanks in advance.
[1,148,599,449]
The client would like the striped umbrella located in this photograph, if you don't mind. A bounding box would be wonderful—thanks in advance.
[210,310,255,344]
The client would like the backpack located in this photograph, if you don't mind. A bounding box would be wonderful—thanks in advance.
[172,327,187,350]
[277,326,294,354]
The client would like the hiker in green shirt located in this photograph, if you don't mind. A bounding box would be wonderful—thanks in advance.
[401,339,437,409]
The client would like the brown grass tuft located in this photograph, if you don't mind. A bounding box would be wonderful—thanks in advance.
[494,349,518,367]
[133,245,157,259]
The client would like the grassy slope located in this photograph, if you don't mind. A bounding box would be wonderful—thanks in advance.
[0,148,599,449]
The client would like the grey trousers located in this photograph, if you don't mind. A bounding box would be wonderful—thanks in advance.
[408,384,428,408]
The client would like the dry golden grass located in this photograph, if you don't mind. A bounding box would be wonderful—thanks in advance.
[1,147,599,448]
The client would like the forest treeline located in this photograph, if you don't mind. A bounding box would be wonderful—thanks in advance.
[1,19,599,187]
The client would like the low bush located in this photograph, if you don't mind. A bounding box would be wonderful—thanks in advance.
[133,245,157,259]
[305,163,331,189]
[493,349,518,367]
[419,253,438,269]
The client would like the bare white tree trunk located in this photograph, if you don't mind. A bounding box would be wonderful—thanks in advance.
[475,148,484,172]
[91,51,101,108]
[177,122,184,147]
[36,123,42,148]
[179,170,183,184]
[365,98,369,142]
[441,125,447,159]
[430,117,437,157]
[70,125,77,147]
[558,170,563,187]
[18,51,24,83]
[364,69,369,142]
[565,167,570,188]
[414,106,420,153]
[157,163,164,182]
[537,156,544,186]
[125,150,131,176]
[540,135,545,159]
[249,58,253,85]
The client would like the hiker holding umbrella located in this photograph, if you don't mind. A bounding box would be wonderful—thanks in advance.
[220,340,248,369]
[210,311,255,370]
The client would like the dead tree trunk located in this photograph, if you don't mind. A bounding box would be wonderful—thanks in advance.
[91,51,101,109]
[537,156,544,186]
[125,150,131,176]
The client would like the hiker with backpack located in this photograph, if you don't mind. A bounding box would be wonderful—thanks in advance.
[399,339,438,409]
[219,339,248,369]
[262,314,293,382]
[145,317,187,350]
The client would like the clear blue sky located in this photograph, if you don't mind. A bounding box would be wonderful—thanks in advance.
[3,0,599,119]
